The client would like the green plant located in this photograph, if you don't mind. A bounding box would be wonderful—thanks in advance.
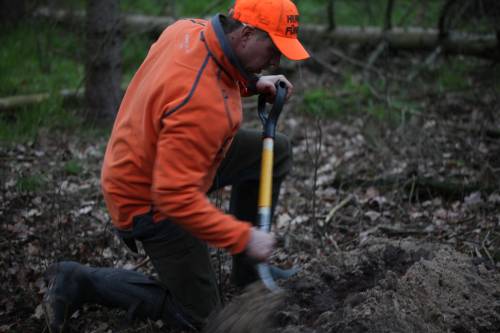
[64,159,83,175]
[341,76,372,105]
[435,60,472,91]
[16,174,46,193]
[302,88,342,118]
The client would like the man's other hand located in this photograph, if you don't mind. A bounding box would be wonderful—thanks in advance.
[245,227,275,261]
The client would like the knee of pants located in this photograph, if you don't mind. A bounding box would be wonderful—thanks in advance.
[274,133,293,178]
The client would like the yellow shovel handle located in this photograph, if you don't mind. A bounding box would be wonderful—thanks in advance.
[258,138,274,209]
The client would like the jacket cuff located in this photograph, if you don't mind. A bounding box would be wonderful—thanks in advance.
[229,223,252,255]
[245,75,261,95]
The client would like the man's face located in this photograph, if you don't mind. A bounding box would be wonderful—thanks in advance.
[236,28,281,74]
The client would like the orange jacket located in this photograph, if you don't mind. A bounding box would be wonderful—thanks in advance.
[101,15,257,254]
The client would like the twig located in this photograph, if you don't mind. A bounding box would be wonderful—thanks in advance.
[331,238,341,252]
[407,46,443,81]
[311,118,324,242]
[408,174,417,203]
[131,257,151,271]
[311,54,342,76]
[214,186,225,303]
[474,246,483,259]
[378,225,431,236]
[481,231,495,265]
[329,48,407,82]
[325,194,354,224]
[363,41,388,91]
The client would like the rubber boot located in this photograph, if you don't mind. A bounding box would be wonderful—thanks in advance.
[42,261,196,333]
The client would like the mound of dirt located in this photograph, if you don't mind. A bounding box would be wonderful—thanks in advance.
[277,238,500,333]
[204,284,284,333]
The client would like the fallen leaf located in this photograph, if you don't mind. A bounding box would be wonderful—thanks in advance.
[33,304,44,319]
[364,211,381,222]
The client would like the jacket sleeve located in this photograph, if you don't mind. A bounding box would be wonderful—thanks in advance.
[239,76,260,97]
[151,100,251,254]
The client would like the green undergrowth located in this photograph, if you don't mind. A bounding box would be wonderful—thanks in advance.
[58,0,443,26]
[430,59,475,92]
[121,0,232,17]
[64,159,84,176]
[119,0,443,27]
[0,104,112,144]
[0,97,79,143]
[0,21,147,144]
[300,54,486,124]
[0,22,153,97]
[301,81,426,129]
[0,22,83,96]
[59,0,234,17]
[297,0,442,27]
[16,174,47,193]
[301,75,393,121]
[0,0,448,97]
[0,1,485,145]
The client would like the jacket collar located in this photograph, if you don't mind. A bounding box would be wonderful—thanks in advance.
[202,14,258,91]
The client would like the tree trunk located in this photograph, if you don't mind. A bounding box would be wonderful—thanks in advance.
[85,0,122,121]
[384,0,395,31]
[327,0,336,31]
[0,0,26,26]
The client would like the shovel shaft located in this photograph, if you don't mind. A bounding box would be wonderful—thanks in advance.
[258,138,274,212]
[256,81,288,292]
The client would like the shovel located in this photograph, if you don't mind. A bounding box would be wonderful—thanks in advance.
[256,81,295,292]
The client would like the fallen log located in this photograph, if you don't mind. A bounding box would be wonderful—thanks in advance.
[0,89,82,111]
[0,88,258,111]
[34,7,498,59]
[34,7,174,34]
[304,25,498,59]
[331,173,498,200]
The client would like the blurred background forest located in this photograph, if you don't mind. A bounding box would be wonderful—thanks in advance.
[1,0,499,332]
[0,0,499,138]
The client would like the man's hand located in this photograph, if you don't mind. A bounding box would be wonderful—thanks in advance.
[255,75,293,102]
[245,227,275,262]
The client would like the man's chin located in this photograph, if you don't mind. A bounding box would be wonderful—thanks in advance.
[245,66,262,75]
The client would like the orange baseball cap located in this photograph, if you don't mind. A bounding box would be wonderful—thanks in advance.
[232,0,310,61]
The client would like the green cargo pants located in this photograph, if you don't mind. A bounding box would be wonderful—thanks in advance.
[120,128,292,326]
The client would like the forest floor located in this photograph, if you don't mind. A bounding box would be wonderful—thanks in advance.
[1,46,500,332]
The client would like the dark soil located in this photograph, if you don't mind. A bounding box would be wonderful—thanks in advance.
[277,238,500,333]
[205,238,500,333]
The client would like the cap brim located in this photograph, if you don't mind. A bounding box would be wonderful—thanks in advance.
[270,34,310,61]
